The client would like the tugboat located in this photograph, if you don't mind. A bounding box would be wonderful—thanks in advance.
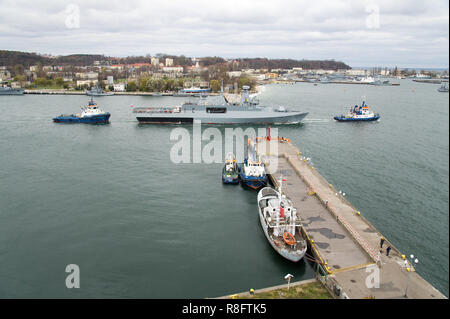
[334,101,380,122]
[239,155,267,190]
[53,97,111,123]
[222,153,240,184]
[437,83,449,93]
[257,178,308,262]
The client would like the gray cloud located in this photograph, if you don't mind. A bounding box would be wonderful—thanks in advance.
[0,0,448,68]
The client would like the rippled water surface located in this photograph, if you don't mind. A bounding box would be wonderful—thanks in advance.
[0,80,448,297]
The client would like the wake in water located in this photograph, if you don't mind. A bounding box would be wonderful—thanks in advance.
[303,118,332,123]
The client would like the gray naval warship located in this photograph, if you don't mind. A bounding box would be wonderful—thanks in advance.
[0,86,24,95]
[133,86,308,124]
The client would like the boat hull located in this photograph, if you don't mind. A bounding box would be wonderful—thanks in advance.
[136,112,308,125]
[240,174,267,190]
[222,175,239,184]
[0,88,24,95]
[86,93,114,96]
[258,211,307,262]
[334,115,380,122]
[53,113,111,123]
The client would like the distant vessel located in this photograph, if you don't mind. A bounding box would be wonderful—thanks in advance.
[373,78,391,86]
[133,86,308,124]
[53,97,111,123]
[239,155,267,190]
[222,153,239,184]
[180,87,211,94]
[257,180,308,262]
[85,86,114,96]
[334,101,380,122]
[358,76,375,84]
[0,86,24,95]
[437,83,449,93]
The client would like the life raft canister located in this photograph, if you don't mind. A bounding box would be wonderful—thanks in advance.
[283,232,296,246]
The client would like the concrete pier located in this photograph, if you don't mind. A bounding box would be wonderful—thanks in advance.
[254,138,446,299]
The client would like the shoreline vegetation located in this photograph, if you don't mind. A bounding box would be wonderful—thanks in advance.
[221,280,332,299]
[0,50,352,94]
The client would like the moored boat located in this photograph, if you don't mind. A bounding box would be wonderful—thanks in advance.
[239,155,267,190]
[257,179,308,262]
[437,83,449,93]
[0,86,24,95]
[53,97,111,124]
[222,153,239,184]
[334,101,380,122]
[85,86,114,96]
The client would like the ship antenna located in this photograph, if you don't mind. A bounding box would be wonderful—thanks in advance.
[278,175,283,194]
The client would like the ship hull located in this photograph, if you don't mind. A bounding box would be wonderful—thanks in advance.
[136,112,308,124]
[240,174,267,190]
[86,92,114,96]
[258,211,306,262]
[53,113,111,123]
[0,89,24,95]
[334,115,380,122]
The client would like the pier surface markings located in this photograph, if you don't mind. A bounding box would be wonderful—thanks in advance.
[255,139,446,299]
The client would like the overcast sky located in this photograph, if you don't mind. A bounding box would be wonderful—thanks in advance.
[0,0,448,68]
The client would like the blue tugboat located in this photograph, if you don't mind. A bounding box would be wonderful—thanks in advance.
[334,101,380,122]
[239,155,267,190]
[53,98,111,123]
[222,153,240,184]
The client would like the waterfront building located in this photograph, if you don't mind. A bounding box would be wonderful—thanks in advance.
[113,83,126,92]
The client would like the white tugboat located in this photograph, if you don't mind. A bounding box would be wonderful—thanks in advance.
[257,178,308,262]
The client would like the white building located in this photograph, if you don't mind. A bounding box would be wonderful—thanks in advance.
[165,58,174,67]
[162,66,183,73]
[85,72,98,79]
[227,71,242,78]
[113,83,126,92]
[77,80,98,87]
[346,69,367,76]
[0,69,11,80]
[151,57,159,66]
[107,76,114,85]
[75,72,98,80]
[251,74,266,81]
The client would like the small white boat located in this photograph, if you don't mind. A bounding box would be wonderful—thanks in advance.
[257,178,308,262]
[437,83,449,93]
